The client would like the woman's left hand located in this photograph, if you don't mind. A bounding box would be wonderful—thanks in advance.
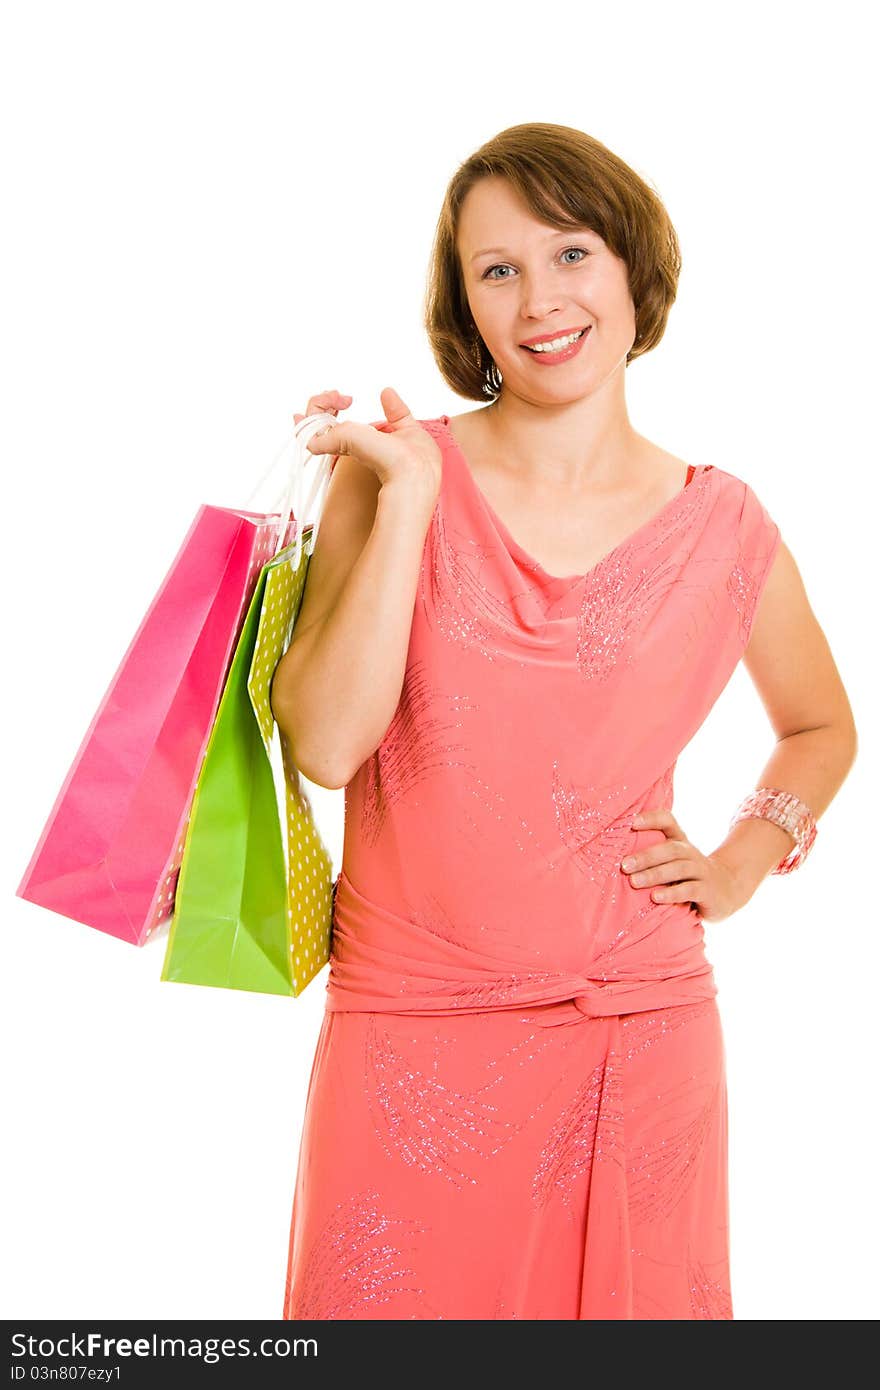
[620,808,752,924]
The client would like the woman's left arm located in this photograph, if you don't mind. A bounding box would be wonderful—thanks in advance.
[710,538,858,895]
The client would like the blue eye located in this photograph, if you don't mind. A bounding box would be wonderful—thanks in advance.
[482,247,589,281]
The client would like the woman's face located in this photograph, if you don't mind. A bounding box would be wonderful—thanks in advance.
[456,176,637,402]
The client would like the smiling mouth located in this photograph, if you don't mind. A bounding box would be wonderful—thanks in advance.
[521,327,590,353]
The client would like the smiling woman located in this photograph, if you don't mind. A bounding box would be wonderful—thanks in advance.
[279,121,856,1324]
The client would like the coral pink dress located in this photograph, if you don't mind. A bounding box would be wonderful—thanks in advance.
[282,414,781,1320]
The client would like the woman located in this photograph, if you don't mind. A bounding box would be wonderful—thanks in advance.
[271,123,857,1320]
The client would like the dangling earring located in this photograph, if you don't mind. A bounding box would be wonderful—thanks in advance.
[485,359,502,396]
[469,324,502,398]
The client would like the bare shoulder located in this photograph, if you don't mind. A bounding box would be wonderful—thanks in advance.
[743,539,857,740]
[638,440,696,491]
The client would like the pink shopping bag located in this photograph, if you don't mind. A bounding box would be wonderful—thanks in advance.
[16,416,337,946]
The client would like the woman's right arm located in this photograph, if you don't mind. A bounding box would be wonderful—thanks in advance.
[269,388,441,789]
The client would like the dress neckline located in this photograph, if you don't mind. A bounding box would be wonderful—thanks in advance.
[438,415,710,587]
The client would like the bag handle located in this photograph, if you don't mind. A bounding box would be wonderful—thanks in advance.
[243,412,340,571]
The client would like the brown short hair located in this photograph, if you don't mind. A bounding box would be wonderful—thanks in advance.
[423,122,682,402]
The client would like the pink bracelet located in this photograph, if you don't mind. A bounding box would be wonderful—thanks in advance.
[729,787,818,875]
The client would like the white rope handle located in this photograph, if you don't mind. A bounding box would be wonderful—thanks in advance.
[243,412,340,572]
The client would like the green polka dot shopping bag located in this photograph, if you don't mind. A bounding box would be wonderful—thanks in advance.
[160,413,342,996]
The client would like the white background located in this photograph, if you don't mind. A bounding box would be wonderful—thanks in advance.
[2,0,876,1321]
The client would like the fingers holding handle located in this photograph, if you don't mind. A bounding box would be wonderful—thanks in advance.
[293,390,353,426]
[303,386,441,496]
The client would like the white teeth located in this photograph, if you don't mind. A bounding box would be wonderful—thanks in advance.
[524,328,585,353]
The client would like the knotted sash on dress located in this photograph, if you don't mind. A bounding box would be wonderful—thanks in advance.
[327,866,718,1023]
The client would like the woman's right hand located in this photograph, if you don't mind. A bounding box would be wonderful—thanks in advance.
[299,386,441,499]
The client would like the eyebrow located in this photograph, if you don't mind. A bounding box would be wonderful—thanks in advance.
[469,230,589,263]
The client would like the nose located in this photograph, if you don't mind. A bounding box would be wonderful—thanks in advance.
[516,275,570,324]
[520,294,567,323]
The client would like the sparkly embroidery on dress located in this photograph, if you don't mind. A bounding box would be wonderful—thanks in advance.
[551,760,633,900]
[627,1079,721,1223]
[531,1050,625,1215]
[286,1187,430,1319]
[618,999,717,1063]
[420,506,533,662]
[687,1254,734,1319]
[633,463,716,558]
[400,888,479,951]
[456,765,546,858]
[727,540,774,648]
[575,465,716,684]
[588,898,671,979]
[359,658,477,846]
[363,1015,568,1188]
[574,549,641,683]
[725,479,780,648]
[398,969,570,1009]
[358,654,545,856]
[492,1293,522,1320]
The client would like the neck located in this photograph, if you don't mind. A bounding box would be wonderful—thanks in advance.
[479,383,645,494]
